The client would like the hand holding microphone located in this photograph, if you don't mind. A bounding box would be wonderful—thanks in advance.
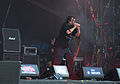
[74,23,80,27]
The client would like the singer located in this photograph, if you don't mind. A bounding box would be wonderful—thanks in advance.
[53,16,80,79]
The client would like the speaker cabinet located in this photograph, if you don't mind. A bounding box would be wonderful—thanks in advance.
[2,28,21,52]
[3,53,20,61]
[0,61,20,84]
[23,55,39,65]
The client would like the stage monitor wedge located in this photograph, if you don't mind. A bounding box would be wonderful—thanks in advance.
[20,64,39,79]
[40,65,69,79]
[116,68,120,80]
[83,67,104,79]
[53,65,69,78]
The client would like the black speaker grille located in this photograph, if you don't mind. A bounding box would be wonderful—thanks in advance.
[2,28,21,52]
[3,53,20,61]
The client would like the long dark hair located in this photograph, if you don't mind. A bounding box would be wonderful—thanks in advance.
[66,16,75,23]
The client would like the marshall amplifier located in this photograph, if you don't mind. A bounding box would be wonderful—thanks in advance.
[0,28,21,61]
[2,28,21,52]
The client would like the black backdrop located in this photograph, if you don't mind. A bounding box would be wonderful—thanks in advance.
[0,0,120,72]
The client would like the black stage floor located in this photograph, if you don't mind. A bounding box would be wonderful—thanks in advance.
[19,79,119,84]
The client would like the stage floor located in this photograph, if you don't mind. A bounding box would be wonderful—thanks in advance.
[19,79,119,84]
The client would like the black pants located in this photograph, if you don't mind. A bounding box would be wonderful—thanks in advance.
[53,39,77,78]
